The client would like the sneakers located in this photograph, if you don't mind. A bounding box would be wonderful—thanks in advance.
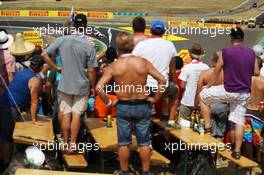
[165,120,181,130]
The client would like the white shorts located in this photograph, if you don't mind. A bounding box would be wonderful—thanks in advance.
[59,92,87,115]
[200,85,250,126]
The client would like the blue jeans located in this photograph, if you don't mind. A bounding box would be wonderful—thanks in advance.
[116,100,151,146]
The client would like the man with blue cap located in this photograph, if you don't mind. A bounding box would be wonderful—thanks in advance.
[132,20,178,129]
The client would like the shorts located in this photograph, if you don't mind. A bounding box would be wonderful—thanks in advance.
[59,92,87,114]
[200,85,250,126]
[243,109,264,146]
[148,82,178,101]
[178,104,193,121]
[94,95,117,117]
[116,100,151,146]
[0,105,19,141]
[211,103,229,137]
[163,82,179,101]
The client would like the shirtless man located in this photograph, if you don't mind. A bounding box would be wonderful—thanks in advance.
[96,32,166,175]
[243,57,264,163]
[195,52,228,137]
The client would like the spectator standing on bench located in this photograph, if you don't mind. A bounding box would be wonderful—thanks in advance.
[0,55,44,173]
[200,27,259,159]
[42,14,97,154]
[243,57,264,161]
[195,51,228,137]
[132,20,178,128]
[132,16,148,46]
[96,32,166,175]
[178,43,209,122]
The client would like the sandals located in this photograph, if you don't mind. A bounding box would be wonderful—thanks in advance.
[231,151,241,159]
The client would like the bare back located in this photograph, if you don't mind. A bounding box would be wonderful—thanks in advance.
[200,68,224,86]
[111,56,150,100]
[247,76,264,110]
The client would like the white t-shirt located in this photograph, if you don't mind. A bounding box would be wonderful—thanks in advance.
[260,66,264,77]
[179,60,209,107]
[132,38,177,87]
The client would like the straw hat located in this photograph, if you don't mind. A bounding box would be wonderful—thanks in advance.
[9,33,35,56]
[0,31,14,49]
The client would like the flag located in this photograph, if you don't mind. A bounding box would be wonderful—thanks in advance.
[108,28,112,47]
[70,6,75,22]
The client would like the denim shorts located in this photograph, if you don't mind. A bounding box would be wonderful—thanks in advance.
[116,100,151,146]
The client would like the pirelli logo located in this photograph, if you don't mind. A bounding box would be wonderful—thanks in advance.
[0,10,20,16]
[29,11,49,16]
[87,12,108,19]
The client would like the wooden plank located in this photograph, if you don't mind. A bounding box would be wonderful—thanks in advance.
[13,118,54,145]
[153,119,259,168]
[150,150,170,166]
[84,118,137,151]
[15,168,111,175]
[63,154,88,168]
[153,119,222,147]
[218,150,258,168]
[56,134,88,169]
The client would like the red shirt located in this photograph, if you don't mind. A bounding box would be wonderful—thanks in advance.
[173,70,184,101]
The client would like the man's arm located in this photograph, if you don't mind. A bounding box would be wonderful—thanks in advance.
[194,71,205,109]
[207,51,224,87]
[95,65,113,105]
[253,57,260,76]
[87,48,98,97]
[147,60,166,103]
[88,67,96,96]
[28,77,42,125]
[41,51,61,72]
[169,56,176,81]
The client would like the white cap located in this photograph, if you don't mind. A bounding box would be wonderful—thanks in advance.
[252,44,264,57]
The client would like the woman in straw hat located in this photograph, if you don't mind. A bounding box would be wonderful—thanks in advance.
[0,29,16,94]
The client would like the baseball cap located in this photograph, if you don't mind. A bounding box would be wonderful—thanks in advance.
[30,55,45,68]
[74,13,87,26]
[230,27,244,39]
[252,44,264,57]
[151,20,165,31]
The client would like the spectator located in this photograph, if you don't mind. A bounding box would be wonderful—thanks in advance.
[0,29,16,94]
[132,16,148,45]
[42,13,98,154]
[243,57,264,161]
[195,51,228,137]
[132,20,177,125]
[178,43,209,122]
[96,32,166,175]
[252,44,264,77]
[200,27,259,159]
[0,55,45,172]
[167,56,184,129]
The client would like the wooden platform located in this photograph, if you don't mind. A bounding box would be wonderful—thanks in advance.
[218,149,258,168]
[15,168,110,175]
[13,118,54,145]
[84,118,137,151]
[150,150,170,166]
[56,134,88,169]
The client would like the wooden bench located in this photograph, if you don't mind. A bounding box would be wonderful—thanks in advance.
[150,150,170,166]
[15,168,110,175]
[218,149,258,175]
[56,134,88,169]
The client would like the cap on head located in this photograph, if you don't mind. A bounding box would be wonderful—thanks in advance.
[252,44,264,57]
[189,43,205,59]
[230,27,244,40]
[151,20,165,31]
[74,13,87,27]
[30,55,45,69]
